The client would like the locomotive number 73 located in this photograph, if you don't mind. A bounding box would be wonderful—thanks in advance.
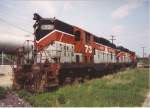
[85,45,92,53]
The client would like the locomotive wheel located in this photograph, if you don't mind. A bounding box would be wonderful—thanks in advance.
[63,77,72,85]
[73,77,79,85]
[73,77,83,85]
[84,75,90,82]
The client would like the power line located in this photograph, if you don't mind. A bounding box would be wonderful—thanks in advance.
[0,9,31,22]
[0,3,32,22]
[0,11,32,28]
[0,17,32,35]
[0,4,33,30]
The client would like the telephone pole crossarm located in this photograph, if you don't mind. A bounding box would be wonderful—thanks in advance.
[110,35,116,44]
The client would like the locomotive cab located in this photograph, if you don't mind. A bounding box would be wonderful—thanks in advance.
[33,13,74,42]
[33,13,55,41]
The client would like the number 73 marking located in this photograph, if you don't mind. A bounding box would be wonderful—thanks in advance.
[85,45,92,53]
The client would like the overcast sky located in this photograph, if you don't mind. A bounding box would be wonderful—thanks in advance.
[0,0,149,57]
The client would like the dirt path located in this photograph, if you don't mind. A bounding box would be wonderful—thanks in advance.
[0,91,31,107]
[0,65,13,88]
[142,91,150,107]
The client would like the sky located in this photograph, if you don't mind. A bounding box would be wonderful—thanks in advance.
[0,0,149,57]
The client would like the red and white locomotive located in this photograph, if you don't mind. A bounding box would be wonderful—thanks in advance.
[33,13,135,64]
[13,13,136,92]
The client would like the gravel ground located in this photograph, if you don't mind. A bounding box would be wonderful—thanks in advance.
[0,65,31,107]
[0,91,32,107]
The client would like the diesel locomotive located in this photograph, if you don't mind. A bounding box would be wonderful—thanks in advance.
[13,13,136,92]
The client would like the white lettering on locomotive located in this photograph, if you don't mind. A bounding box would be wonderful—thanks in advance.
[85,45,92,53]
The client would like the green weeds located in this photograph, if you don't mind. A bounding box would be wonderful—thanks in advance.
[17,68,149,107]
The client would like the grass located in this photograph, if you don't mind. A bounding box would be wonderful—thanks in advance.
[17,68,149,107]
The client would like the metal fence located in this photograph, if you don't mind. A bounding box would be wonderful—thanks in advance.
[0,52,15,65]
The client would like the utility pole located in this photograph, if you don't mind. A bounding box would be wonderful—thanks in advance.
[1,51,4,65]
[141,47,145,58]
[110,35,116,44]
